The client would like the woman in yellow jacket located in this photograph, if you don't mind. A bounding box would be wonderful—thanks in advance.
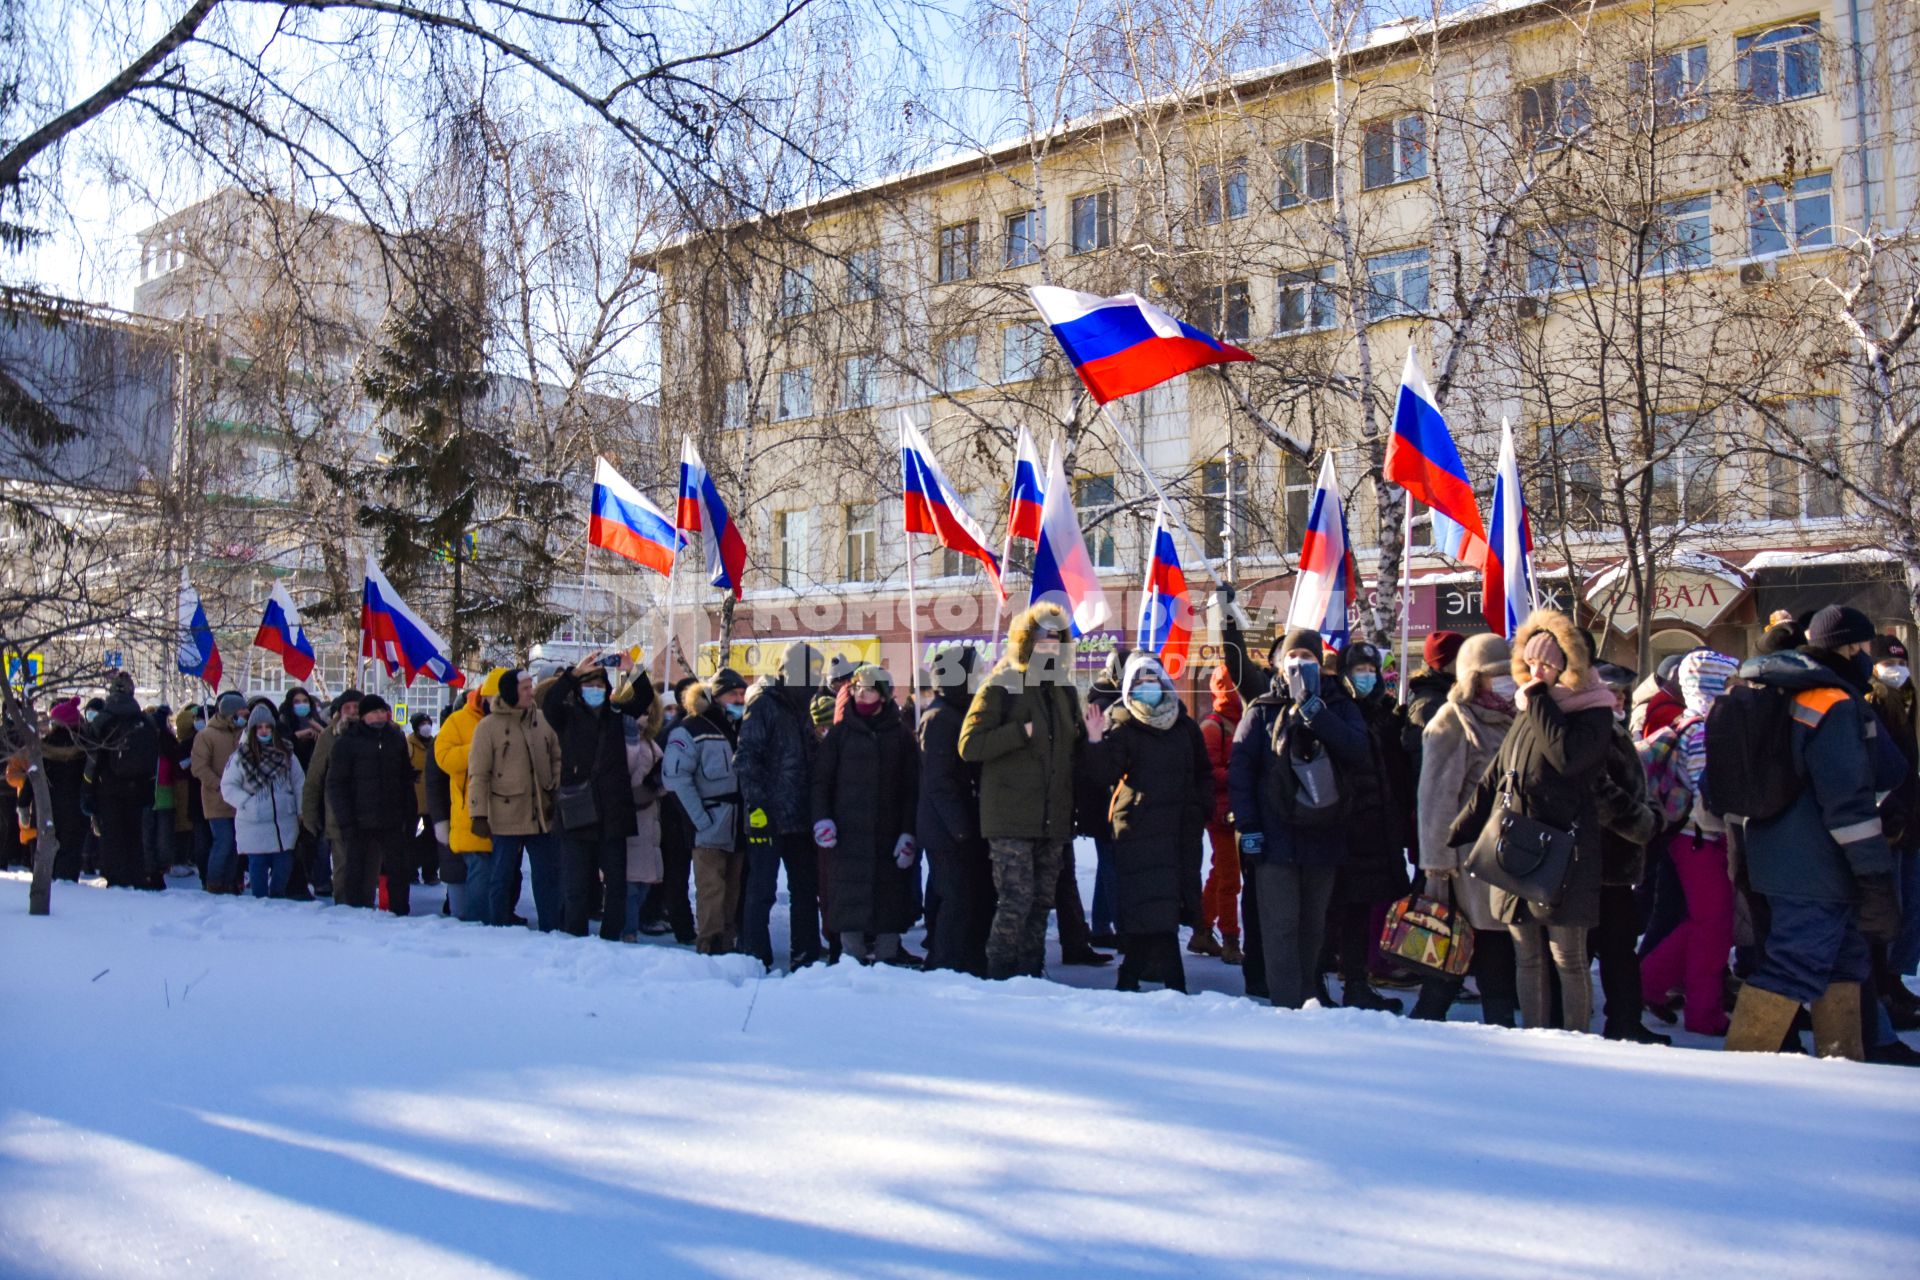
[435,670,498,923]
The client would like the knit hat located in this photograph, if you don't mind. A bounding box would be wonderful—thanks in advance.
[411,711,434,729]
[850,664,893,697]
[826,654,859,684]
[478,668,508,698]
[809,694,835,726]
[1806,605,1875,650]
[1423,631,1465,671]
[1340,642,1383,674]
[1521,629,1566,669]
[330,688,365,715]
[1678,650,1738,716]
[1276,627,1324,661]
[710,667,750,698]
[49,698,81,729]
[1870,635,1909,664]
[216,691,247,718]
[247,703,277,729]
[358,694,393,719]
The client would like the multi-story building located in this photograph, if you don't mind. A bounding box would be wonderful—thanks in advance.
[647,0,1920,687]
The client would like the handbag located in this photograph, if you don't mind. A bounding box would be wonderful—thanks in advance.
[1378,892,1476,979]
[556,779,600,831]
[1464,771,1577,906]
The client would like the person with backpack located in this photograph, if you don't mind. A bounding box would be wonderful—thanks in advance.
[219,705,304,897]
[1227,626,1370,1010]
[1196,664,1244,966]
[1328,642,1411,1013]
[1451,610,1614,1034]
[1637,651,1740,1037]
[1722,606,1902,1060]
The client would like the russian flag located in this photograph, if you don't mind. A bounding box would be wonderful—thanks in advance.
[1006,426,1045,543]
[1384,350,1490,569]
[1136,504,1193,677]
[361,557,465,688]
[1284,455,1362,652]
[678,438,747,600]
[1027,440,1110,636]
[1031,285,1254,405]
[590,456,683,577]
[1484,417,1537,638]
[253,582,315,681]
[177,574,223,688]
[901,416,1006,600]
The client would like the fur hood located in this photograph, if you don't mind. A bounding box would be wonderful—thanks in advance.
[679,680,712,717]
[999,602,1073,672]
[1510,609,1591,690]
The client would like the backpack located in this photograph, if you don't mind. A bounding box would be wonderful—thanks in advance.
[1702,685,1803,821]
[1636,716,1697,831]
[1259,703,1350,829]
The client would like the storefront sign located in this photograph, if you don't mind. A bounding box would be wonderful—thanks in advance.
[697,635,882,678]
[1585,564,1749,635]
[1434,579,1572,634]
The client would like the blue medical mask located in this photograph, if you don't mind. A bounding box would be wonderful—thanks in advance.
[193,717,206,732]
[581,686,607,708]
[292,701,311,717]
[1350,672,1378,697]
[723,700,744,721]
[1132,684,1167,707]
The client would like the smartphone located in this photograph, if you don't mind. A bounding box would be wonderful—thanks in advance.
[598,654,624,668]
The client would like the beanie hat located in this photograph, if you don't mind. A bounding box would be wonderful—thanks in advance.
[1521,630,1566,669]
[49,698,82,729]
[1869,635,1909,664]
[710,667,749,698]
[479,668,508,698]
[247,703,277,729]
[1757,621,1802,654]
[216,691,246,718]
[330,688,365,715]
[850,664,893,697]
[1275,627,1324,662]
[809,694,835,726]
[494,670,523,708]
[411,711,434,728]
[1806,605,1875,650]
[358,694,393,718]
[1678,650,1739,716]
[1340,642,1383,675]
[1423,631,1465,671]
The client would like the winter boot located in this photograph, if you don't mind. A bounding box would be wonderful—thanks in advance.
[1187,926,1222,957]
[1809,982,1865,1061]
[1342,981,1403,1015]
[1725,982,1802,1054]
[1221,935,1243,966]
[1883,978,1920,1032]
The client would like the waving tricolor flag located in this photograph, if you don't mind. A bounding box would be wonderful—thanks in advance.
[1384,350,1490,568]
[677,438,747,600]
[1284,455,1362,651]
[1006,426,1046,544]
[589,457,683,577]
[1028,440,1110,636]
[176,573,223,688]
[253,582,315,681]
[1484,418,1537,637]
[1136,504,1194,676]
[361,558,464,688]
[901,416,1005,600]
[1031,285,1254,405]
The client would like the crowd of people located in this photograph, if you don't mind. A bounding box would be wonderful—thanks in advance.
[7,595,1917,1064]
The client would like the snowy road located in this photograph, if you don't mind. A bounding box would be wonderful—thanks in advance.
[2,871,1916,1278]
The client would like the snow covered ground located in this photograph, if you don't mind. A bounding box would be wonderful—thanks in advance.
[3,870,1917,1279]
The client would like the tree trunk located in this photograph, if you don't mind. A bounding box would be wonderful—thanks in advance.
[25,737,58,916]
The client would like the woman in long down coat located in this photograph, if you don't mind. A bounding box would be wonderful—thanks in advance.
[813,665,920,965]
[1087,653,1212,993]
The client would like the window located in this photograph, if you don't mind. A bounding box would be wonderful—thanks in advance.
[1280,455,1313,553]
[1525,221,1600,294]
[842,354,877,408]
[1630,44,1709,126]
[1748,173,1833,256]
[1276,265,1336,334]
[1765,398,1844,520]
[1277,138,1333,208]
[1074,474,1118,568]
[723,377,749,430]
[1546,423,1604,530]
[1197,159,1249,224]
[1004,208,1044,267]
[845,247,882,302]
[723,277,751,330]
[1200,458,1247,559]
[1201,280,1252,341]
[1642,196,1712,275]
[939,333,979,391]
[1362,115,1426,189]
[1519,76,1592,150]
[1652,412,1721,525]
[937,220,978,282]
[1738,20,1821,105]
[1000,323,1045,383]
[774,509,810,588]
[777,266,814,318]
[843,503,878,581]
[776,366,812,420]
[1070,191,1113,253]
[1363,248,1430,321]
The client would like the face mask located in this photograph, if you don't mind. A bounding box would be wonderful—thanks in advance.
[1877,663,1910,689]
[1132,684,1167,707]
[1490,676,1520,699]
[722,701,744,721]
[254,727,274,743]
[293,702,311,717]
[1852,652,1876,683]
[363,716,389,730]
[1350,672,1378,697]
[417,725,435,740]
[581,687,607,708]
[193,717,206,731]
[85,710,100,723]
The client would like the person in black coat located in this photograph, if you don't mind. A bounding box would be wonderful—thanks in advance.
[813,665,920,965]
[40,699,90,881]
[543,653,655,941]
[88,675,161,889]
[325,695,417,912]
[1086,654,1212,993]
[920,646,994,976]
[1328,643,1412,1014]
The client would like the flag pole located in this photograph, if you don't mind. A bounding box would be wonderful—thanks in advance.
[1397,492,1414,702]
[1093,400,1221,591]
[900,418,923,697]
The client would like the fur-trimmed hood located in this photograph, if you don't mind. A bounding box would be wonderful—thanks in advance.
[679,680,712,717]
[1510,609,1591,690]
[1000,602,1073,672]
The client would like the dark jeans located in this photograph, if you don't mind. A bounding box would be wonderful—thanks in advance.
[744,828,821,967]
[334,830,391,909]
[563,832,628,940]
[1253,860,1339,1009]
[643,799,696,938]
[1411,929,1518,1026]
[97,799,156,889]
[1636,836,1687,958]
[1748,893,1871,1005]
[1242,858,1268,999]
[1091,837,1117,936]
[1054,843,1094,958]
[490,833,561,930]
[925,837,996,977]
[1593,882,1647,1036]
[379,828,414,917]
[1117,931,1187,992]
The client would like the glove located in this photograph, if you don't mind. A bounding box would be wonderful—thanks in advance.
[748,807,769,832]
[471,815,491,840]
[1297,694,1326,719]
[1856,872,1901,944]
[892,834,916,869]
[433,820,450,845]
[813,819,837,848]
[1239,832,1265,860]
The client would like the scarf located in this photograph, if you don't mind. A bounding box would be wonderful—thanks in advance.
[1516,669,1616,715]
[238,741,291,792]
[1127,691,1180,731]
